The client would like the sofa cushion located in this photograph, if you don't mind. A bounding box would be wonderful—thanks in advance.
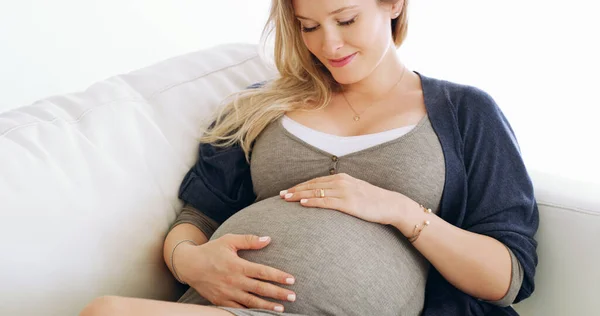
[0,43,276,316]
[513,170,600,315]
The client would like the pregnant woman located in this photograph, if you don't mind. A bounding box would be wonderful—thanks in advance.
[80,0,539,315]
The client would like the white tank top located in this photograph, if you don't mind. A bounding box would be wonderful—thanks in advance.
[281,115,416,157]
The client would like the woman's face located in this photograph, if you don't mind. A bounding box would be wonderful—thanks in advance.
[292,0,399,85]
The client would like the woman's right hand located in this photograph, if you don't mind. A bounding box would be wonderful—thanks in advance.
[174,233,297,312]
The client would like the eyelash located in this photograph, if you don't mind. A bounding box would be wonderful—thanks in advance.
[301,17,357,33]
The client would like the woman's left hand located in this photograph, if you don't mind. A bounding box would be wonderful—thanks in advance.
[280,173,407,225]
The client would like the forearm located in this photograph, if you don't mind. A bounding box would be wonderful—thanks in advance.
[391,195,512,301]
[163,223,209,277]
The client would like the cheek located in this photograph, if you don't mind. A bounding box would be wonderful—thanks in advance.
[350,19,389,49]
[372,21,392,47]
[357,27,381,49]
[302,34,320,55]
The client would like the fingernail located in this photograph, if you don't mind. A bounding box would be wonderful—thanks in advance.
[259,236,270,242]
[274,306,284,312]
[284,193,293,199]
[286,277,295,284]
[300,199,308,203]
[279,190,287,196]
[287,294,296,302]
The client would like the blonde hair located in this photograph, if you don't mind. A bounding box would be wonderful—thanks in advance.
[200,0,409,162]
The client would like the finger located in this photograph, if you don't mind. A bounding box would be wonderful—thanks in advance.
[287,173,350,192]
[234,291,286,313]
[297,176,333,186]
[286,181,334,194]
[225,234,272,251]
[218,300,246,309]
[300,196,343,210]
[244,261,296,286]
[283,189,343,201]
[282,176,335,195]
[240,277,297,303]
[290,178,348,195]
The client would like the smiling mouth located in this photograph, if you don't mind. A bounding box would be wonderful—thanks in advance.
[329,53,356,62]
[326,52,358,68]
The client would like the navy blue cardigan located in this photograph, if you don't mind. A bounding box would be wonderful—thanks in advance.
[178,73,539,315]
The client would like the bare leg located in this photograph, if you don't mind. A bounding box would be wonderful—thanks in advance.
[79,296,236,316]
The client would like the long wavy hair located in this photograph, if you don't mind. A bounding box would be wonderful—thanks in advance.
[199,0,409,162]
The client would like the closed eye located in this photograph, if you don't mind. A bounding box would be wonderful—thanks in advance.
[338,17,357,26]
[300,16,358,33]
[301,25,319,33]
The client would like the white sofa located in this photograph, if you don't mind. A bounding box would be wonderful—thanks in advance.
[0,43,598,316]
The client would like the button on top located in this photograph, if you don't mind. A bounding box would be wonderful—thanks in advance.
[331,156,338,162]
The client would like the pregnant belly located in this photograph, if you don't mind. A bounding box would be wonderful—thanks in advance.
[210,196,429,316]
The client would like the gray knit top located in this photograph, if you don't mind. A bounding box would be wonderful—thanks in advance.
[173,114,523,316]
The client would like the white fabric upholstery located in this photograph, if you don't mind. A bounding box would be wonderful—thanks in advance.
[0,43,597,316]
[513,171,600,315]
[0,43,276,316]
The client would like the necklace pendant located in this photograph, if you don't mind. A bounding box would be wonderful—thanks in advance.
[353,115,360,121]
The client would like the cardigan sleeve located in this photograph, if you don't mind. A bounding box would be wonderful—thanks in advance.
[178,136,256,225]
[457,86,540,305]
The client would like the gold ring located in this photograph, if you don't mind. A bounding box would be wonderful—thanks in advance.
[319,189,325,198]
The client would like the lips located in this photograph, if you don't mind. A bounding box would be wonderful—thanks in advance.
[327,52,357,68]
[329,53,356,62]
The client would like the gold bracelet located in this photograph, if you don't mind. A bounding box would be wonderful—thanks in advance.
[407,204,433,243]
[420,204,433,214]
[170,239,198,285]
[408,221,430,243]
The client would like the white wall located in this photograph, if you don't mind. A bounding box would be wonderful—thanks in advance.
[1,0,599,183]
[0,0,271,111]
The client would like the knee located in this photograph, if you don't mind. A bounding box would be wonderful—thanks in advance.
[79,296,121,316]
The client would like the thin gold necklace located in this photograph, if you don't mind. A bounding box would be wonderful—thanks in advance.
[341,66,407,122]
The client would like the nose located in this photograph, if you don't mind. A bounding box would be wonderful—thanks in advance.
[321,27,344,57]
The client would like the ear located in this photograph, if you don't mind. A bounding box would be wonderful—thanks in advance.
[390,0,404,19]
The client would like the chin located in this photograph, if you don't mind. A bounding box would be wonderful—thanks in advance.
[334,75,367,86]
[328,70,364,86]
[327,64,371,86]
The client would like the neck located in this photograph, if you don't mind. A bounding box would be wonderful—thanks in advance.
[342,45,409,103]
